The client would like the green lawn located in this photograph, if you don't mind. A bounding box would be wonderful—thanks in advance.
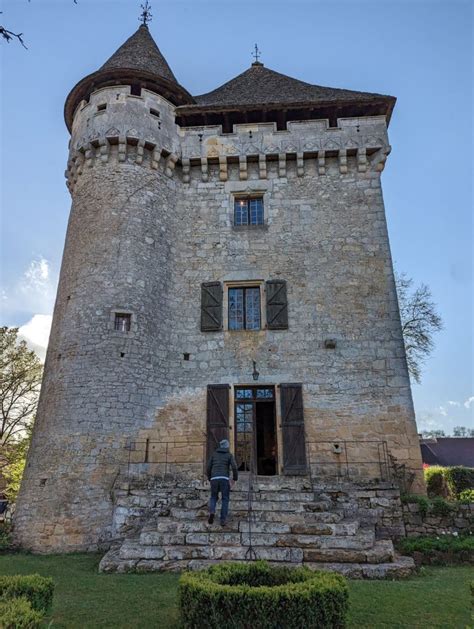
[0,554,472,628]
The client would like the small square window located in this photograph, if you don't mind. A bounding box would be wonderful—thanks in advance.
[150,108,160,118]
[114,313,131,332]
[229,287,261,330]
[97,103,107,112]
[234,197,264,226]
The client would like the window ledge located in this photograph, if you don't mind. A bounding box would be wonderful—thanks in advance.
[232,224,268,231]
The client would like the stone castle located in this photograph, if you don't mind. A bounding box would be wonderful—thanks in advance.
[14,21,424,572]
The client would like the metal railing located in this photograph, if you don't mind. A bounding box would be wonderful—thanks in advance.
[123,439,207,484]
[305,439,392,484]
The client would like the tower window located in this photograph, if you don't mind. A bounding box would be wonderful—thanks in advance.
[234,197,264,226]
[229,287,261,330]
[114,313,131,332]
[150,108,160,118]
[130,84,141,96]
[97,103,107,112]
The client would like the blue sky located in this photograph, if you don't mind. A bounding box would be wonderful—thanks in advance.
[1,0,472,433]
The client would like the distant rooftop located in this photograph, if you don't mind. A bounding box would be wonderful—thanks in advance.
[420,437,474,467]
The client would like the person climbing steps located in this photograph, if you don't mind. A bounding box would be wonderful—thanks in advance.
[207,439,238,526]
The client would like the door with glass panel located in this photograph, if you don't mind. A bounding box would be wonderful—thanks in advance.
[234,386,277,475]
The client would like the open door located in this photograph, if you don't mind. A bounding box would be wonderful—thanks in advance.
[206,385,229,462]
[280,383,307,475]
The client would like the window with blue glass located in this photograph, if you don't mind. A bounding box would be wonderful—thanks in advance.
[234,197,264,226]
[228,287,261,330]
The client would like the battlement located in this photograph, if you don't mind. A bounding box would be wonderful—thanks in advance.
[66,97,390,191]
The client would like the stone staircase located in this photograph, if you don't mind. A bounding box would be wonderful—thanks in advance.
[100,475,414,578]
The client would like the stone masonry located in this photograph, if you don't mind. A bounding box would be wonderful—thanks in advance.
[14,23,424,555]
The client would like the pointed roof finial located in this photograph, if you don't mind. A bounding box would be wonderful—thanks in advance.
[140,1,153,26]
[251,43,263,67]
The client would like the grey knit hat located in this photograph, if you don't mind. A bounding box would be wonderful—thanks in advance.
[219,439,230,449]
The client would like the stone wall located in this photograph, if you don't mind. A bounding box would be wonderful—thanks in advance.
[14,82,424,552]
[402,502,474,537]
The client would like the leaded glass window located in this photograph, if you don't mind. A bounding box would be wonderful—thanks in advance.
[234,197,264,226]
[228,287,261,330]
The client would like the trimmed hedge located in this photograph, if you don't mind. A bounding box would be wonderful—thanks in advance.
[424,465,474,499]
[0,597,44,629]
[179,561,349,629]
[0,574,54,612]
[444,467,474,498]
[424,466,447,497]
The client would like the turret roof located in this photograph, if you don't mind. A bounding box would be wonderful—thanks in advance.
[100,24,177,84]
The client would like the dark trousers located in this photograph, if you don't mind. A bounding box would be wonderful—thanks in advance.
[209,479,230,522]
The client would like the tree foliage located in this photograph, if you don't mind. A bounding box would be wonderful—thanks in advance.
[395,273,443,383]
[0,327,42,451]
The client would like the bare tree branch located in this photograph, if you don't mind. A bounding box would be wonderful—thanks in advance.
[1,1,78,49]
[396,272,443,384]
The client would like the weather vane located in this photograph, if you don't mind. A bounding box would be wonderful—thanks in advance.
[252,43,262,63]
[140,1,153,26]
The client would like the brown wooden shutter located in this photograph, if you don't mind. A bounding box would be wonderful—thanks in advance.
[201,282,223,332]
[280,383,307,475]
[206,384,230,461]
[266,280,288,329]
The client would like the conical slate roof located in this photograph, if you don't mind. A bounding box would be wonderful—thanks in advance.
[100,24,178,84]
[64,25,194,131]
[193,62,392,108]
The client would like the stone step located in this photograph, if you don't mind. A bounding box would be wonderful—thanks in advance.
[195,490,319,503]
[100,551,414,579]
[119,541,305,563]
[302,540,394,564]
[145,516,361,537]
[138,528,373,551]
[304,554,415,579]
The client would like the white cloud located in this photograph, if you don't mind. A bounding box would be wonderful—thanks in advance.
[464,396,474,409]
[447,401,461,407]
[18,314,52,362]
[438,406,448,417]
[2,256,57,318]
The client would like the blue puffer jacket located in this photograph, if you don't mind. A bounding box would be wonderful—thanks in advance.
[207,447,238,481]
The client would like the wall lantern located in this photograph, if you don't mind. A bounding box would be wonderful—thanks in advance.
[332,443,343,454]
[252,360,260,381]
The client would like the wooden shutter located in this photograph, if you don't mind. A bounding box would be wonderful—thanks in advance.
[206,384,230,461]
[201,282,223,332]
[266,280,288,329]
[280,383,307,475]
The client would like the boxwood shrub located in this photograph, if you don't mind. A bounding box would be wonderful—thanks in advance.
[444,467,474,498]
[0,596,44,628]
[424,466,447,497]
[179,561,349,629]
[0,574,54,612]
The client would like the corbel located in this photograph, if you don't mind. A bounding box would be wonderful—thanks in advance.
[239,154,248,181]
[182,157,190,183]
[259,154,267,179]
[201,157,209,182]
[296,152,304,177]
[278,152,286,177]
[317,150,326,175]
[338,149,348,174]
[357,147,367,173]
[219,155,228,182]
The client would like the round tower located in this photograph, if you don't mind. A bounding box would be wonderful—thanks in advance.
[14,25,192,552]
